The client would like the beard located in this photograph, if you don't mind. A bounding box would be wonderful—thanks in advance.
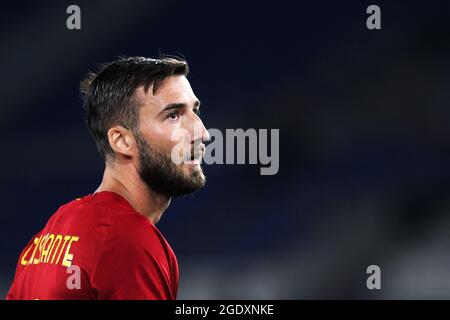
[135,133,206,197]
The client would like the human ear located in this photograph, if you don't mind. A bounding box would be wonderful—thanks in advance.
[107,126,136,158]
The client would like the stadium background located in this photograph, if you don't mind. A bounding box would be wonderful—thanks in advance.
[1,0,450,299]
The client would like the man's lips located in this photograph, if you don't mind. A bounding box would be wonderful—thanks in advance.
[184,159,201,165]
[184,149,204,165]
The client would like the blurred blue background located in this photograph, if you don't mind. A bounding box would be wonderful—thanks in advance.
[1,0,450,299]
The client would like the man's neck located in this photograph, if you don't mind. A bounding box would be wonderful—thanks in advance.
[95,162,171,224]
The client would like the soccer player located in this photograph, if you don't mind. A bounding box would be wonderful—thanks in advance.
[6,56,209,300]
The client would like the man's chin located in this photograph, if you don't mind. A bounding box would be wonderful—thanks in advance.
[187,166,206,187]
[169,173,206,197]
[182,161,204,173]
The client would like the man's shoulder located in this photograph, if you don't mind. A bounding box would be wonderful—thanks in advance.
[45,192,171,253]
[73,192,169,249]
[69,191,135,213]
[37,192,138,244]
[51,191,135,221]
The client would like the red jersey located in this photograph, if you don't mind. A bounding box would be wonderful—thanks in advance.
[6,191,179,300]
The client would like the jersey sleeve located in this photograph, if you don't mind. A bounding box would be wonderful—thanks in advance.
[90,213,176,300]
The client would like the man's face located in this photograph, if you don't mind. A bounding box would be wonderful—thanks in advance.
[133,75,209,197]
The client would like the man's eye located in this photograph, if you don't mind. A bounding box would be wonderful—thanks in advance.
[168,111,180,120]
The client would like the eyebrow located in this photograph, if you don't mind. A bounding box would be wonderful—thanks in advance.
[159,100,201,115]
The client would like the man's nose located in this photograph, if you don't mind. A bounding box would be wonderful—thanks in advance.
[191,115,210,143]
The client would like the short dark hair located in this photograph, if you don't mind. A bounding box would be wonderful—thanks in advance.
[80,56,189,161]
